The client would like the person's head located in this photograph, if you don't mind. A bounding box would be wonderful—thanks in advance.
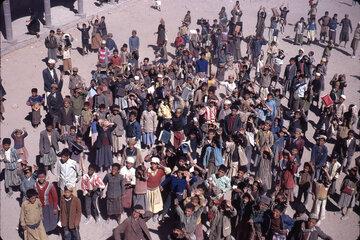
[317,135,327,145]
[303,162,311,173]
[217,165,228,177]
[88,164,96,176]
[49,30,55,36]
[26,189,38,204]
[307,214,318,228]
[325,11,329,16]
[82,23,86,28]
[2,138,11,150]
[333,13,338,19]
[132,205,145,219]
[125,157,135,169]
[23,166,33,178]
[272,205,283,219]
[63,186,73,199]
[345,14,349,19]
[237,166,247,178]
[184,203,195,217]
[150,157,160,170]
[111,163,121,175]
[129,111,137,122]
[37,169,47,184]
[72,67,78,75]
[230,105,239,115]
[31,88,38,97]
[60,148,71,162]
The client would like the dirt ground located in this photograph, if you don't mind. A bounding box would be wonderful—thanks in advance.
[1,0,360,239]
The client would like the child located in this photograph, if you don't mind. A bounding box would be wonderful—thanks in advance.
[60,186,82,239]
[120,157,136,210]
[39,123,61,173]
[60,99,75,135]
[133,165,148,210]
[11,128,29,164]
[0,138,21,196]
[103,163,124,223]
[175,200,204,240]
[77,22,91,55]
[81,164,105,223]
[62,45,72,74]
[20,189,47,239]
[26,88,44,127]
[297,162,313,204]
[140,103,158,149]
[106,105,125,158]
[19,166,37,202]
[80,101,93,134]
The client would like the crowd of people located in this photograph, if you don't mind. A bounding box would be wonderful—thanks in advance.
[1,1,360,240]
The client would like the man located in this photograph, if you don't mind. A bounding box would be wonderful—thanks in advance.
[57,148,81,193]
[129,30,140,67]
[328,14,339,44]
[60,186,82,240]
[342,130,357,172]
[318,11,331,42]
[339,14,353,47]
[223,105,242,139]
[298,214,333,239]
[43,59,62,108]
[283,58,297,95]
[20,189,48,240]
[68,67,85,96]
[44,30,58,61]
[113,205,153,240]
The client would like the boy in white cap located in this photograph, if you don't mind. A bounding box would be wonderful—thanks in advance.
[335,95,346,120]
[120,157,136,210]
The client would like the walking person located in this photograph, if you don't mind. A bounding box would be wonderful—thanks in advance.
[339,14,353,47]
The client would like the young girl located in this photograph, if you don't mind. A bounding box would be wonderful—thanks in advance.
[26,88,44,127]
[11,128,29,164]
[133,165,148,210]
[297,162,313,204]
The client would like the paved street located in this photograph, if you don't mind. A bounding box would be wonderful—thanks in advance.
[1,0,360,239]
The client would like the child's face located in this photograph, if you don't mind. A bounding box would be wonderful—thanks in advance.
[111,167,119,175]
[64,102,70,108]
[304,166,309,172]
[185,208,193,217]
[70,129,76,135]
[29,196,37,204]
[237,170,245,178]
[15,132,22,137]
[84,105,89,111]
[100,107,106,112]
[31,91,37,97]
[88,167,95,176]
[2,143,10,151]
[64,190,72,199]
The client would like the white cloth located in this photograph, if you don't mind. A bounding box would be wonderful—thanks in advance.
[120,166,136,185]
[57,159,80,190]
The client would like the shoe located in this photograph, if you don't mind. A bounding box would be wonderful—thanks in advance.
[352,55,356,59]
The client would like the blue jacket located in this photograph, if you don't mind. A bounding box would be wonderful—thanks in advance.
[203,146,224,167]
[161,175,197,194]
[311,144,328,168]
[125,121,141,140]
[195,58,209,74]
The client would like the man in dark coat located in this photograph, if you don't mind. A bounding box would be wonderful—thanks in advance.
[339,14,353,47]
[298,214,333,240]
[113,204,153,240]
[223,105,242,139]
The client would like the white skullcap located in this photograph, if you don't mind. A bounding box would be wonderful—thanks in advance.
[224,100,232,105]
[126,156,135,164]
[321,58,327,62]
[150,157,160,164]
[315,72,321,77]
[48,59,56,64]
[101,40,106,44]
[157,74,163,78]
[340,95,346,100]
[134,76,140,81]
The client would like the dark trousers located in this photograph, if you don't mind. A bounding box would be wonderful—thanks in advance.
[162,192,183,216]
[85,190,100,218]
[64,227,81,240]
[297,184,310,204]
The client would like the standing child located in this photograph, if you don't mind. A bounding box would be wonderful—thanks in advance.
[19,166,37,202]
[297,162,313,204]
[20,189,48,240]
[26,88,44,127]
[0,138,21,196]
[133,165,148,210]
[80,101,93,134]
[11,128,29,164]
[81,164,105,223]
[106,105,125,159]
[62,45,72,74]
[77,22,91,55]
[141,103,158,149]
[59,186,82,239]
[103,163,124,223]
[60,99,76,135]
[120,157,136,211]
[39,123,61,173]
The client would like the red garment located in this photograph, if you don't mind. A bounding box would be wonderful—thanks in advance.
[282,163,298,189]
[110,55,122,67]
[175,36,185,48]
[36,181,58,209]
[147,168,165,189]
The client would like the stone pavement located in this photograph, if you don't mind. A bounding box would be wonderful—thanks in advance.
[1,0,135,55]
[1,0,360,239]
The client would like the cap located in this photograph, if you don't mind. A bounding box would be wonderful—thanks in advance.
[48,59,56,64]
[72,67,78,72]
[340,95,346,100]
[157,74,163,78]
[317,135,327,140]
[308,213,318,220]
[134,76,140,81]
[299,48,304,52]
[126,156,135,164]
[150,157,160,164]
[224,100,232,105]
[295,128,303,134]
[315,72,321,77]
[321,57,327,62]
[101,40,106,44]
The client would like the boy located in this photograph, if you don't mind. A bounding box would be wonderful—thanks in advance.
[103,163,124,223]
[20,166,37,202]
[81,164,105,223]
[26,88,44,127]
[20,189,47,240]
[175,200,204,239]
[106,105,125,157]
[60,186,82,239]
[59,99,76,135]
[57,148,81,193]
[0,138,21,196]
[76,22,91,55]
[80,101,92,134]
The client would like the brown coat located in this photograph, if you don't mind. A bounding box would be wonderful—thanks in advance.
[113,212,153,240]
[60,196,82,229]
